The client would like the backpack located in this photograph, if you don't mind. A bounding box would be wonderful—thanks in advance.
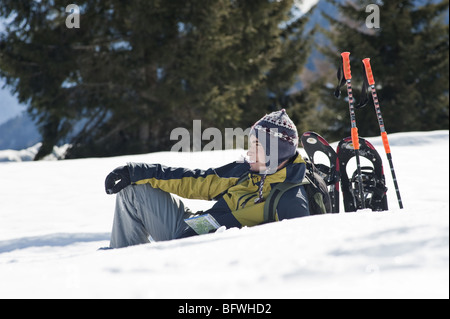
[302,159,332,215]
[263,158,332,222]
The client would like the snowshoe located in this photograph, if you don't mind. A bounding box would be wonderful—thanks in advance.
[301,131,340,213]
[337,136,388,212]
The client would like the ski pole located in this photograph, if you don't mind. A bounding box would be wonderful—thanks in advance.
[341,52,365,209]
[362,58,404,209]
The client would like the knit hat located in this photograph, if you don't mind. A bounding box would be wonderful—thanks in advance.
[250,109,298,173]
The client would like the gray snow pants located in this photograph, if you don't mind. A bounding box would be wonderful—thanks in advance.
[109,184,194,248]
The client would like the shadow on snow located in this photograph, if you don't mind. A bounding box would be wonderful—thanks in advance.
[0,232,110,253]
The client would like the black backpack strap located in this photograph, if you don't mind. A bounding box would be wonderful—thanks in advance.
[336,59,369,109]
[263,181,304,223]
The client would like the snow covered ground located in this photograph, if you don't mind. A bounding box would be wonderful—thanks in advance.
[0,130,448,299]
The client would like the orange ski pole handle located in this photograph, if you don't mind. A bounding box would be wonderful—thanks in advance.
[341,52,352,80]
[351,127,360,150]
[362,58,375,85]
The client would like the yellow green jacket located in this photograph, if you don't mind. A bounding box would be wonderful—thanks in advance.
[128,153,309,237]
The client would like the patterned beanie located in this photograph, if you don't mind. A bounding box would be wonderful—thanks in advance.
[250,109,298,172]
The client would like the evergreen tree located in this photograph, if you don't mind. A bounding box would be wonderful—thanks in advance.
[0,0,313,159]
[243,6,317,134]
[315,0,449,141]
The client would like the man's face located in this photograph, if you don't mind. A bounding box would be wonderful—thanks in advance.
[247,135,267,172]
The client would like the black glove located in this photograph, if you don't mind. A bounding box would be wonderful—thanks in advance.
[105,166,131,194]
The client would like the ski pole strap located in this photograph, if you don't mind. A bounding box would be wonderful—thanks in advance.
[334,52,353,98]
[334,66,346,98]
[355,57,376,109]
[355,65,370,109]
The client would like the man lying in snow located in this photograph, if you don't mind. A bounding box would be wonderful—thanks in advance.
[104,109,309,248]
